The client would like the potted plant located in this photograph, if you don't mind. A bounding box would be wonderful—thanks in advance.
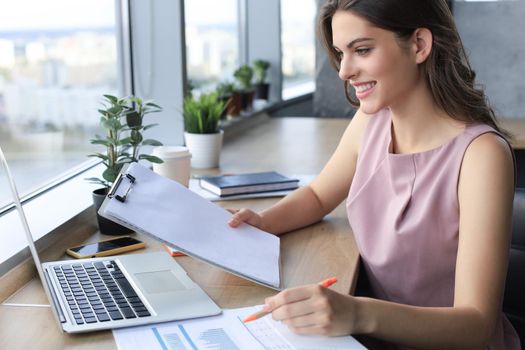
[216,81,241,118]
[183,92,226,169]
[253,59,271,100]
[233,64,254,113]
[86,94,163,235]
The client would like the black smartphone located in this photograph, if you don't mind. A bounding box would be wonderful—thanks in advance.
[66,236,145,259]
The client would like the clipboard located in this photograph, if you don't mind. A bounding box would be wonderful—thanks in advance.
[98,163,282,290]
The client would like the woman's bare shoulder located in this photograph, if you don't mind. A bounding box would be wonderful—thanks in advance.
[343,108,375,154]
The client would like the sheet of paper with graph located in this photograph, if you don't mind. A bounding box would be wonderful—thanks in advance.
[113,305,366,350]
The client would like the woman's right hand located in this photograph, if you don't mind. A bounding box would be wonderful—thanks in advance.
[227,208,264,230]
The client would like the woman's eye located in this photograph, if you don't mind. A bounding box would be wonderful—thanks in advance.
[355,47,371,56]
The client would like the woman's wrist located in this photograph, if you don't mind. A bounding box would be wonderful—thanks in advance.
[258,211,276,235]
[353,296,377,335]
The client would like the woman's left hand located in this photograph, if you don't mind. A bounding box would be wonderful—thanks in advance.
[264,284,358,336]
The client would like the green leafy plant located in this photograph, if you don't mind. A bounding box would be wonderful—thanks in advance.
[86,94,164,188]
[183,92,226,134]
[233,65,254,91]
[253,59,270,84]
[216,81,235,98]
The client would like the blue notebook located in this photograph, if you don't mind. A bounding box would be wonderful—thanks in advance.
[199,171,299,197]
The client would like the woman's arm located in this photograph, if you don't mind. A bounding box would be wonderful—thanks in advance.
[229,109,370,235]
[265,132,515,349]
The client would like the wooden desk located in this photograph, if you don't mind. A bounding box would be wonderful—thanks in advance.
[0,116,359,350]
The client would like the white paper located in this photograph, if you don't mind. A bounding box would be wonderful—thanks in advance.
[113,306,367,350]
[99,163,281,289]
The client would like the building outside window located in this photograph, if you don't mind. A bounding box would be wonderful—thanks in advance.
[0,0,119,210]
[281,0,316,99]
[184,0,239,94]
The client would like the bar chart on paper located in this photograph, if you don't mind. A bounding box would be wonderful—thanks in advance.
[152,325,241,349]
[113,306,366,350]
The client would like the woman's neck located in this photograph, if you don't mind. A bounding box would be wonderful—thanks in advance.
[388,81,465,154]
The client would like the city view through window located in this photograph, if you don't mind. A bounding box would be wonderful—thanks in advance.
[185,0,239,94]
[0,0,118,209]
[281,0,316,98]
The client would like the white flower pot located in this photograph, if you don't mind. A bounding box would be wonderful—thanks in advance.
[184,130,223,169]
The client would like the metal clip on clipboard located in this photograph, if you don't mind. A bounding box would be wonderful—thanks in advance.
[107,172,136,203]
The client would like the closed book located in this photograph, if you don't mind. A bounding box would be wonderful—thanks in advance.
[199,171,299,196]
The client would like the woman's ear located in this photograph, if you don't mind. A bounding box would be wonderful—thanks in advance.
[412,28,433,64]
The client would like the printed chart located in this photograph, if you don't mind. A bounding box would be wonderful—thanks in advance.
[114,306,366,350]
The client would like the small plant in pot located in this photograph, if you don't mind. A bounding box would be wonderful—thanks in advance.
[183,92,226,169]
[86,94,163,235]
[253,59,271,100]
[233,64,254,113]
[216,81,240,118]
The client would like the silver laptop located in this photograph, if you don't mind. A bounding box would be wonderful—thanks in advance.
[0,146,221,333]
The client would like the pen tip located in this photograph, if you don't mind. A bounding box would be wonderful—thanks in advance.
[243,315,256,323]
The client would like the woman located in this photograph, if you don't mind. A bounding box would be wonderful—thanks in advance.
[228,0,519,348]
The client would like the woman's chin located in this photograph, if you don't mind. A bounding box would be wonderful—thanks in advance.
[358,102,383,115]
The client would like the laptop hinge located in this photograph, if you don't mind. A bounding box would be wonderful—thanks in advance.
[44,269,66,323]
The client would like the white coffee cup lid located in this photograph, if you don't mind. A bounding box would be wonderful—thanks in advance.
[152,146,191,159]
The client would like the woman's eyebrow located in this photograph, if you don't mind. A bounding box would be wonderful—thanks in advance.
[333,37,374,50]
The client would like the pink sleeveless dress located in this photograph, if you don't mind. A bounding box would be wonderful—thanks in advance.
[346,109,520,349]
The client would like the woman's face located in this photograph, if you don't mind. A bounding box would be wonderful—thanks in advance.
[331,10,421,114]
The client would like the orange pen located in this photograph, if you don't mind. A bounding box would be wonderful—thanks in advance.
[242,277,338,323]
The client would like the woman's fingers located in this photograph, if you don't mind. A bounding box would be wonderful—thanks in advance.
[266,285,322,319]
[228,208,261,228]
[265,285,355,336]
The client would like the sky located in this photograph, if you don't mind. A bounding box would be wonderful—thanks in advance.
[0,0,319,30]
[185,0,317,25]
[0,0,115,31]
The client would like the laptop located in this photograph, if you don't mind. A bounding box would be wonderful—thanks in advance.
[0,145,221,333]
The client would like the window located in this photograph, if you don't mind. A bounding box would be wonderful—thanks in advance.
[280,0,316,99]
[0,0,119,210]
[184,0,239,93]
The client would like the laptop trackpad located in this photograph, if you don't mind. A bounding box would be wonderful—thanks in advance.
[134,270,186,294]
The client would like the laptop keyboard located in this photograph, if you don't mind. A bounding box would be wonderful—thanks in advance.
[53,260,151,325]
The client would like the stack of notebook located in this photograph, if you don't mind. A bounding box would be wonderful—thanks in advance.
[198,171,299,197]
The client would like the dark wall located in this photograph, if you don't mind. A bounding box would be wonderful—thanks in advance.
[313,0,355,118]
[454,1,525,119]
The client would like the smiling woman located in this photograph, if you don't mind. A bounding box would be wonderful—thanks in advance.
[227,0,520,348]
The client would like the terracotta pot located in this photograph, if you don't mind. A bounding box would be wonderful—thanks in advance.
[239,90,255,112]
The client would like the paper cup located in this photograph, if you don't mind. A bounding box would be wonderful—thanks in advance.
[152,146,192,187]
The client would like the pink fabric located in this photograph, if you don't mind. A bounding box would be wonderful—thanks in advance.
[346,109,520,349]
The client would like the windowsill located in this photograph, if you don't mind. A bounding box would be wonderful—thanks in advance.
[0,164,103,274]
[282,81,315,100]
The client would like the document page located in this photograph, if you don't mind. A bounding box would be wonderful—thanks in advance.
[113,306,366,350]
[100,163,281,289]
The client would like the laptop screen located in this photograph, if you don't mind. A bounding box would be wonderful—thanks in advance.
[0,144,63,326]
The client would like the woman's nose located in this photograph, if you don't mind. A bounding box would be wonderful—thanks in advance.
[338,56,355,81]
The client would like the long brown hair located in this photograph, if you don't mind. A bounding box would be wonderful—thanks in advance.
[318,0,508,136]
